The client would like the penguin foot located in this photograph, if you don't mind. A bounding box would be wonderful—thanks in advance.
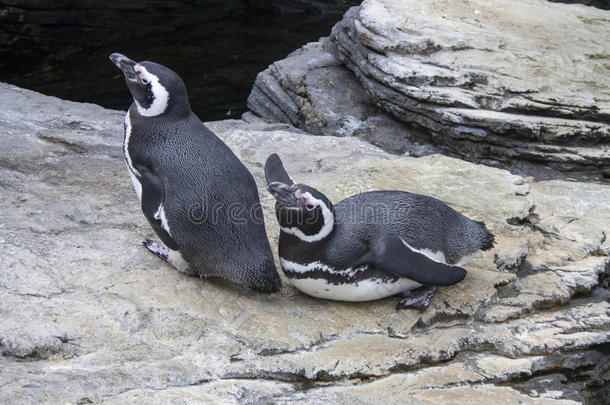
[143,239,195,276]
[143,238,174,266]
[396,287,436,310]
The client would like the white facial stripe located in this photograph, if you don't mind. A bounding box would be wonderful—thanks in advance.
[133,65,169,117]
[280,258,421,301]
[154,204,171,235]
[280,191,334,242]
[124,112,142,202]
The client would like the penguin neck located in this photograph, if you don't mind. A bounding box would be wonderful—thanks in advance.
[279,210,335,243]
[130,101,191,121]
[279,230,329,256]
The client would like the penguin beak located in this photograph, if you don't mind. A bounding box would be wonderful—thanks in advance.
[109,53,137,80]
[268,182,298,206]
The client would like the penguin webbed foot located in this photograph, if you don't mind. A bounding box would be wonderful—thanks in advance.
[143,238,171,263]
[143,239,195,276]
[395,286,436,310]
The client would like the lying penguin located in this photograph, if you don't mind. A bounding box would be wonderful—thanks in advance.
[109,53,281,293]
[264,153,494,309]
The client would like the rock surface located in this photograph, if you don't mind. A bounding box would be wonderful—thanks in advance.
[1,82,609,404]
[247,39,439,156]
[248,0,610,177]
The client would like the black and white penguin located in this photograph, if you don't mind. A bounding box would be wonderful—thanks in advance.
[109,53,281,293]
[264,153,494,309]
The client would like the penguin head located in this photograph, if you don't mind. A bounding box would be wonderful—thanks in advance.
[268,182,335,242]
[265,154,335,242]
[109,53,190,117]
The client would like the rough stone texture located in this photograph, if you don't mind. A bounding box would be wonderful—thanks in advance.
[1,82,609,403]
[247,39,439,156]
[249,0,610,176]
[329,0,610,174]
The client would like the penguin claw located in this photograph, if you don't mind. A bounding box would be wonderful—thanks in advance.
[395,287,436,311]
[142,239,197,277]
[143,239,174,267]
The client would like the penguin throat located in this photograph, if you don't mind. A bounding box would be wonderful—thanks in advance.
[134,65,169,117]
[280,193,334,243]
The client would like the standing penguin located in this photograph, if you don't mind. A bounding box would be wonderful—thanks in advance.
[264,154,494,309]
[109,53,281,293]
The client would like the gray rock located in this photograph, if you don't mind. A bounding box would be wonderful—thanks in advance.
[248,0,610,176]
[328,0,610,175]
[247,40,439,156]
[0,82,608,403]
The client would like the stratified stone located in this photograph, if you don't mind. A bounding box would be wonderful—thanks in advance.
[327,0,610,174]
[247,40,437,156]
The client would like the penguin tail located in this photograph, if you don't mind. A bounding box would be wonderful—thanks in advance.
[251,268,282,293]
[476,220,495,251]
[253,279,282,294]
[246,260,282,293]
[481,229,495,251]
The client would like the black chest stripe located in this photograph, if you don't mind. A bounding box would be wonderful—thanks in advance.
[282,265,399,285]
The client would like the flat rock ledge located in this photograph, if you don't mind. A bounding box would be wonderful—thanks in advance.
[1,82,609,404]
[248,0,610,177]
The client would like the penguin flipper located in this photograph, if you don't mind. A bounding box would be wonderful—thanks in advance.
[264,153,294,186]
[137,166,180,251]
[356,234,466,286]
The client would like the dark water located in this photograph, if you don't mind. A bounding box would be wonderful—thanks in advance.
[548,0,610,8]
[6,12,342,121]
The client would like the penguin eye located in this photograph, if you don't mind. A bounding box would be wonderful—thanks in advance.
[305,204,315,211]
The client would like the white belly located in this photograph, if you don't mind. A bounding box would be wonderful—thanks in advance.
[290,276,421,301]
[280,258,421,302]
[124,110,142,203]
[128,169,142,203]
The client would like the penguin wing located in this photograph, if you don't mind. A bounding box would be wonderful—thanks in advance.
[355,234,466,286]
[136,165,180,250]
[264,153,294,186]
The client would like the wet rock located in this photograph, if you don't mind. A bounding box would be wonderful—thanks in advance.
[0,82,608,403]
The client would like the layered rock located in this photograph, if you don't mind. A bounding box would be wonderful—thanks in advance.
[246,40,439,156]
[329,0,610,174]
[249,0,610,176]
[1,83,609,403]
